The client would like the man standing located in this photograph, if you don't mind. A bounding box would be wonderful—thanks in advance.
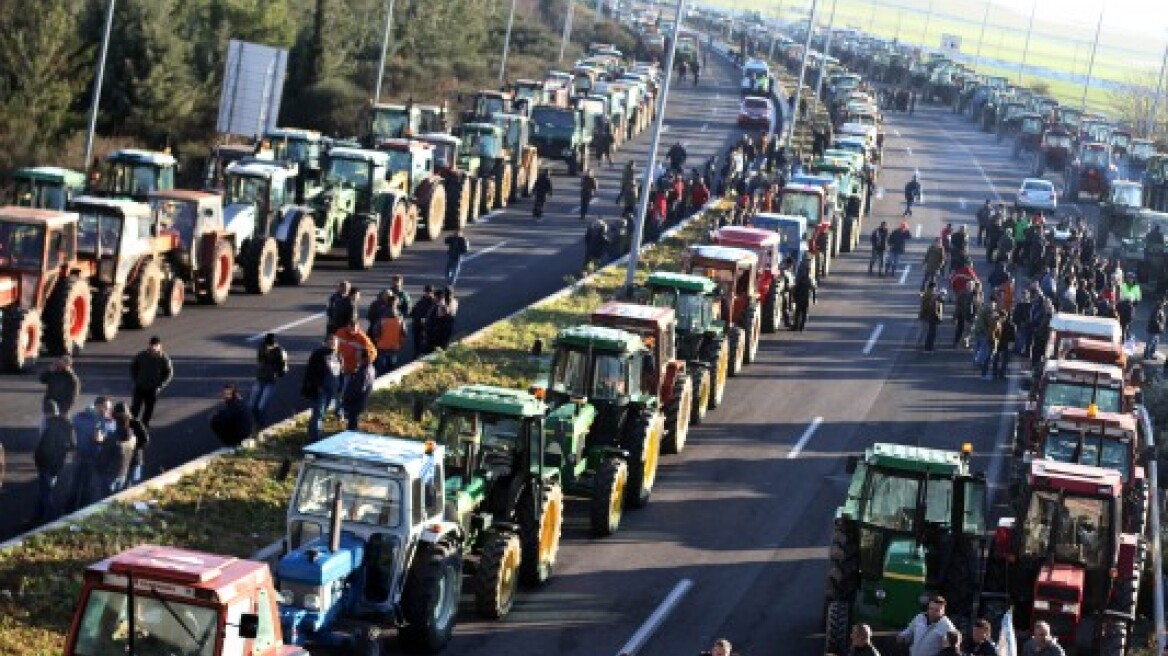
[68,396,114,511]
[924,289,946,352]
[922,237,946,292]
[897,596,956,656]
[129,336,173,429]
[34,399,75,522]
[847,624,881,656]
[325,280,353,335]
[39,355,80,415]
[976,199,992,247]
[389,275,411,317]
[869,221,889,276]
[792,266,815,332]
[887,221,911,276]
[444,228,470,286]
[1146,298,1166,360]
[903,175,921,216]
[580,169,598,221]
[410,286,436,356]
[533,167,554,219]
[616,161,636,212]
[373,303,407,374]
[301,335,342,442]
[964,619,999,656]
[252,333,288,428]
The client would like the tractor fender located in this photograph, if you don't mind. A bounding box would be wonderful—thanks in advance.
[418,520,463,545]
[661,360,685,402]
[275,206,312,242]
[415,177,437,205]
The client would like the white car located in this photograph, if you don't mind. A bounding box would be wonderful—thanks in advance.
[1016,178,1058,213]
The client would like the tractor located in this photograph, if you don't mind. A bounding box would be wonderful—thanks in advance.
[9,166,86,210]
[223,159,317,290]
[1016,358,1128,457]
[995,101,1028,141]
[367,102,448,144]
[1066,143,1116,202]
[590,301,696,453]
[374,138,447,242]
[0,207,94,371]
[1013,113,1045,160]
[1109,129,1133,161]
[823,442,987,655]
[529,104,592,176]
[684,244,761,373]
[491,113,540,201]
[462,90,520,123]
[63,545,308,656]
[92,149,178,201]
[809,157,866,252]
[1109,206,1168,286]
[417,133,479,229]
[311,146,408,268]
[531,325,667,535]
[1057,106,1084,135]
[980,459,1140,654]
[423,385,563,619]
[1033,128,1074,177]
[149,189,238,308]
[278,431,464,654]
[1126,139,1159,179]
[263,128,332,207]
[782,181,836,273]
[753,212,815,285]
[643,270,730,412]
[710,226,786,333]
[452,124,511,213]
[203,143,259,193]
[1096,180,1148,252]
[1144,154,1168,211]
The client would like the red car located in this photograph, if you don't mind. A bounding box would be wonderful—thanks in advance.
[737,96,773,130]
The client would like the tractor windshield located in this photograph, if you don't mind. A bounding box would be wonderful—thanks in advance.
[150,199,197,251]
[531,107,576,136]
[270,139,315,168]
[12,179,68,210]
[650,288,707,332]
[1081,148,1108,167]
[0,222,45,271]
[436,410,524,474]
[371,109,411,140]
[779,193,821,224]
[100,162,174,198]
[459,133,501,160]
[77,212,122,258]
[1042,434,1130,481]
[549,348,628,400]
[325,157,372,189]
[72,587,219,656]
[1041,382,1122,415]
[1111,134,1131,150]
[1044,134,1072,150]
[225,174,272,208]
[862,469,952,531]
[1020,490,1111,568]
[294,465,404,528]
[1110,184,1144,208]
[429,142,457,168]
[1131,142,1156,159]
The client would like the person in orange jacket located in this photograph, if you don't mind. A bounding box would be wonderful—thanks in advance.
[334,319,377,418]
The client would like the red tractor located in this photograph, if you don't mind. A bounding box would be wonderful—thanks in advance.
[981,460,1141,655]
[590,301,698,454]
[1017,359,1127,456]
[684,245,761,374]
[1066,142,1116,202]
[1033,128,1074,177]
[778,182,834,277]
[1013,113,1045,159]
[710,226,786,333]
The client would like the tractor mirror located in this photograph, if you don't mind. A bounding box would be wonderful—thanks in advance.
[531,339,544,357]
[412,397,426,422]
[236,613,259,639]
[844,455,859,474]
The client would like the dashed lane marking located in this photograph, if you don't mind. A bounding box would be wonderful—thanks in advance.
[788,417,825,459]
[863,324,884,355]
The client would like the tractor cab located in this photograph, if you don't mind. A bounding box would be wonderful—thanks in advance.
[374,138,436,197]
[1109,130,1133,158]
[94,149,178,201]
[1019,359,1127,455]
[149,190,226,268]
[1115,209,1168,282]
[464,90,516,123]
[1129,139,1158,168]
[204,143,262,193]
[1058,107,1083,133]
[1039,406,1139,486]
[711,226,783,325]
[540,325,656,421]
[417,133,464,172]
[645,271,721,336]
[10,166,86,210]
[322,147,390,209]
[369,103,423,142]
[685,245,758,328]
[1048,313,1122,360]
[0,207,79,300]
[454,124,504,169]
[70,197,172,288]
[752,212,810,271]
[491,113,528,159]
[1040,129,1073,162]
[223,160,297,240]
[589,301,682,403]
[1098,180,1145,250]
[264,128,325,202]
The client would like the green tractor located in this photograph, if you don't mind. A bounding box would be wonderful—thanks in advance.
[426,385,564,619]
[532,325,666,536]
[456,122,513,213]
[9,166,87,210]
[311,146,412,268]
[823,442,988,655]
[642,271,730,413]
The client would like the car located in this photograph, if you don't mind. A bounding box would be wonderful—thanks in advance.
[737,96,774,130]
[1016,177,1058,213]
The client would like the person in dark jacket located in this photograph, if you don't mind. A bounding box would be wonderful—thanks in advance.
[1146,298,1167,360]
[129,336,173,428]
[252,333,288,428]
[113,402,150,486]
[444,229,470,286]
[792,268,815,331]
[964,619,998,656]
[887,222,911,276]
[533,168,554,219]
[869,221,889,275]
[210,383,255,447]
[97,402,137,494]
[924,289,946,352]
[67,396,114,512]
[992,312,1016,379]
[301,335,342,442]
[580,170,598,221]
[409,286,436,356]
[34,399,75,522]
[325,280,353,335]
[39,355,80,414]
[585,219,611,270]
[903,175,921,216]
[342,350,377,431]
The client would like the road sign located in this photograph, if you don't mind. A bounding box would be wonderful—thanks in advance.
[940,34,961,55]
[217,40,289,138]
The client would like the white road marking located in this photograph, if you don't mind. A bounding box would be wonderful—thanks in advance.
[662,124,670,133]
[894,128,901,137]
[615,579,694,656]
[863,324,884,355]
[959,198,967,210]
[876,187,885,200]
[899,264,911,285]
[915,224,922,238]
[247,312,324,342]
[701,123,709,132]
[906,146,913,156]
[462,240,508,263]
[788,417,825,459]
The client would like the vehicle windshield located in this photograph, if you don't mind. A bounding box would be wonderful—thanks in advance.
[1043,433,1130,480]
[12,180,68,210]
[1023,181,1052,192]
[77,212,123,258]
[1111,134,1131,149]
[1041,382,1122,414]
[270,138,313,166]
[436,410,524,475]
[0,222,45,271]
[1081,148,1108,166]
[382,149,413,174]
[458,132,500,160]
[1132,142,1156,159]
[1020,490,1110,568]
[371,109,411,139]
[225,174,269,207]
[1022,118,1043,133]
[324,157,371,189]
[430,142,456,168]
[100,162,174,197]
[1044,134,1072,149]
[779,193,821,224]
[861,469,952,531]
[550,348,627,400]
[650,288,706,332]
[479,97,507,117]
[150,199,197,250]
[72,588,219,656]
[1111,185,1144,208]
[744,98,769,111]
[293,465,403,527]
[531,108,575,134]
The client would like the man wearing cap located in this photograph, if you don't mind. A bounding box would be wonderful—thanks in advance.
[39,355,80,415]
[130,336,173,429]
[887,221,912,276]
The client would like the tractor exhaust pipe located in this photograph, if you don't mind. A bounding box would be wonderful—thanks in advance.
[329,481,343,553]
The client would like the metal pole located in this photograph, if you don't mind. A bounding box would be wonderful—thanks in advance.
[894,12,903,42]
[624,0,686,289]
[1018,1,1038,85]
[559,0,575,63]
[813,0,839,115]
[1080,6,1104,111]
[973,0,991,69]
[83,0,116,170]
[373,0,396,103]
[785,0,820,150]
[868,0,877,32]
[919,0,933,48]
[1138,406,1166,656]
[1149,39,1168,138]
[499,0,517,83]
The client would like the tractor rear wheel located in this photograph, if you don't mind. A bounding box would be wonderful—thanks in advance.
[690,366,711,425]
[743,304,761,364]
[761,282,779,333]
[823,601,851,656]
[480,178,497,217]
[159,277,185,317]
[625,411,662,509]
[497,163,513,208]
[126,260,162,329]
[91,287,122,342]
[590,457,627,537]
[473,531,521,619]
[703,336,729,407]
[403,205,418,247]
[200,238,234,303]
[662,373,693,455]
[43,276,91,356]
[278,214,316,285]
[399,540,461,652]
[242,237,278,294]
[519,483,563,586]
[379,202,407,261]
[0,308,41,373]
[422,183,447,240]
[727,327,745,377]
[447,177,470,229]
[347,218,378,270]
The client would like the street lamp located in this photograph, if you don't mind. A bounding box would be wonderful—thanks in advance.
[1018,1,1038,86]
[1149,37,1168,137]
[373,0,396,103]
[499,0,518,83]
[785,0,820,150]
[83,0,117,170]
[813,0,839,115]
[973,0,991,69]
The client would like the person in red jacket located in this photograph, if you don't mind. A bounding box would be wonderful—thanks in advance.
[689,176,710,212]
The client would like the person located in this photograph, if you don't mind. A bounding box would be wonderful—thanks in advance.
[1014,290,1034,357]
[428,287,458,350]
[976,199,992,247]
[704,638,732,656]
[924,289,946,352]
[1146,298,1166,360]
[678,59,688,82]
[954,280,981,349]
[130,336,173,429]
[34,399,75,522]
[366,289,395,336]
[410,286,436,356]
[301,335,342,442]
[39,355,80,415]
[689,173,710,212]
[335,318,377,418]
[580,169,598,221]
[373,303,407,374]
[922,238,946,292]
[973,299,1000,368]
[594,129,615,167]
[584,219,611,269]
[389,275,411,317]
[68,396,115,511]
[991,310,1015,379]
[325,280,353,335]
[96,402,137,494]
[938,629,962,656]
[869,221,888,276]
[532,168,553,219]
[1023,621,1065,656]
[1148,224,1165,249]
[115,401,150,486]
[903,175,921,216]
[692,57,701,85]
[342,349,377,431]
[444,228,470,286]
[616,161,637,211]
[792,266,815,331]
[897,596,957,656]
[667,141,687,173]
[252,333,288,429]
[887,221,911,276]
[209,383,254,448]
[847,624,880,656]
[965,619,998,656]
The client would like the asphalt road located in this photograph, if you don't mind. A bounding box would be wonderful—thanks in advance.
[434,96,1096,655]
[0,52,748,541]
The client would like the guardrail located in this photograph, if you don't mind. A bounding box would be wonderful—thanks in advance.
[1139,405,1167,653]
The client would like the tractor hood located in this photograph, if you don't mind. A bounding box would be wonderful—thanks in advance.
[277,533,366,585]
[276,532,367,645]
[857,536,927,629]
[224,202,257,243]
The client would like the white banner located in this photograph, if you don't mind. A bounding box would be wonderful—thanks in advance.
[217,40,289,138]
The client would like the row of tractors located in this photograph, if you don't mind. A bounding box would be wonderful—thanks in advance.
[0,44,665,374]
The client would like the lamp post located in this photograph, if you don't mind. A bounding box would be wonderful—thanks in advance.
[785,0,820,150]
[813,0,839,115]
[1149,38,1168,137]
[973,0,991,69]
[373,0,396,103]
[1018,1,1038,85]
[1080,6,1104,111]
[560,0,575,63]
[499,0,517,83]
[83,0,117,170]
[919,0,934,48]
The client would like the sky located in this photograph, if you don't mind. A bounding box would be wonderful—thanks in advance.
[992,0,1168,37]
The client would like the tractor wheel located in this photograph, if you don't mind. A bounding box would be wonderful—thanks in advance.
[743,303,761,364]
[278,214,316,285]
[823,601,851,656]
[472,531,521,619]
[480,177,497,217]
[467,179,481,224]
[702,336,729,407]
[159,277,185,318]
[624,411,663,509]
[90,287,122,342]
[43,276,91,356]
[125,260,162,329]
[825,524,860,603]
[761,282,779,333]
[589,457,627,537]
[1129,478,1149,536]
[662,372,693,455]
[379,202,407,261]
[403,205,418,248]
[200,238,234,303]
[399,540,461,653]
[347,218,378,270]
[447,177,470,230]
[496,163,513,208]
[727,326,745,377]
[1100,620,1129,656]
[0,308,41,373]
[518,483,563,586]
[242,237,278,295]
[690,366,711,425]
[422,182,447,240]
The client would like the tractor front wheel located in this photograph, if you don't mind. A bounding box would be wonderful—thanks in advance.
[126,260,162,329]
[379,203,407,261]
[703,336,729,407]
[201,238,235,302]
[625,411,663,509]
[43,276,91,356]
[662,373,693,454]
[159,277,185,317]
[0,308,41,373]
[399,541,461,652]
[403,205,418,247]
[473,531,521,619]
[91,287,122,342]
[690,366,711,425]
[743,304,761,364]
[347,218,378,270]
[590,457,627,537]
[242,237,278,295]
[824,601,851,656]
[480,178,497,217]
[422,183,447,240]
[278,215,316,285]
[497,163,513,208]
[826,524,861,603]
[519,483,563,586]
[727,327,745,377]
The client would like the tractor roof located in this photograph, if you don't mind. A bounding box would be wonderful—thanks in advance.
[1112,180,1142,191]
[1046,406,1136,437]
[863,442,965,476]
[783,182,827,196]
[714,226,780,248]
[71,196,154,220]
[1029,459,1122,497]
[212,143,255,157]
[753,212,808,231]
[304,430,445,476]
[646,270,718,293]
[265,127,321,142]
[418,132,462,147]
[688,244,758,266]
[106,149,176,166]
[1050,313,1121,344]
[12,166,86,185]
[375,137,432,153]
[437,384,547,418]
[88,545,268,604]
[555,324,644,353]
[1056,337,1125,366]
[328,147,390,166]
[149,189,221,203]
[0,206,77,227]
[226,160,295,178]
[1043,358,1125,385]
[592,301,675,329]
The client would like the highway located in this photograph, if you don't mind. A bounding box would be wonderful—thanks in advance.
[0,52,748,541]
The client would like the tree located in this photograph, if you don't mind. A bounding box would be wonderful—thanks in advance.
[1108,71,1166,138]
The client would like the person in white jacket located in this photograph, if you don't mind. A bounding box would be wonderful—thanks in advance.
[897,596,956,656]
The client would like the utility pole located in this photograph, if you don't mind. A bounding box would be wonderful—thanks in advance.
[373,0,396,103]
[624,0,687,289]
[1150,38,1168,137]
[560,0,575,63]
[973,0,991,69]
[813,0,839,115]
[83,0,117,170]
[1080,6,1104,111]
[867,0,877,32]
[1018,1,1038,86]
[785,0,820,150]
[894,12,903,43]
[499,0,517,83]
[920,0,934,48]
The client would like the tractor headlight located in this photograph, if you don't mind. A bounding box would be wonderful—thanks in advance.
[303,594,321,611]
[875,588,886,600]
[277,588,294,605]
[1033,599,1050,610]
